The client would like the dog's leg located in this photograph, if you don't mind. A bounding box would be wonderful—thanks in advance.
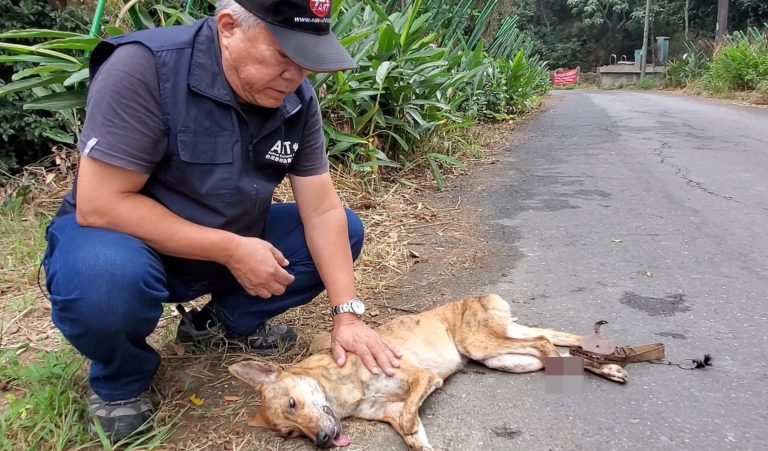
[507,324,582,347]
[404,418,433,450]
[380,403,434,450]
[400,367,443,436]
[458,334,561,362]
[482,354,544,373]
[559,350,629,383]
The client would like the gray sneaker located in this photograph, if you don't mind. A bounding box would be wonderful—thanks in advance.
[174,304,298,355]
[88,391,153,441]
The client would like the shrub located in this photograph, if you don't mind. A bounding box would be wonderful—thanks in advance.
[664,42,711,88]
[0,0,89,175]
[703,27,768,92]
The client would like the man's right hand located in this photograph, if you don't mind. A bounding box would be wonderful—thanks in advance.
[224,237,295,298]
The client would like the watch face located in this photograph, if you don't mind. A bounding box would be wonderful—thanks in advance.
[351,299,365,315]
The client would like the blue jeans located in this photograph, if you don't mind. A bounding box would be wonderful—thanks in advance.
[43,203,364,401]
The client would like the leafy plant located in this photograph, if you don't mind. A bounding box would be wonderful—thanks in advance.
[0,0,89,172]
[315,0,548,182]
[664,41,711,87]
[704,27,768,92]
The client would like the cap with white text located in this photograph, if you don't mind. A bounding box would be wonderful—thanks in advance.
[231,0,356,72]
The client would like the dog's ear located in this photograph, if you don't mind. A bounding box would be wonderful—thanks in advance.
[229,360,280,387]
[247,407,271,428]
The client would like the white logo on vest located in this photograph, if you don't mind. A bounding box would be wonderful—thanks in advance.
[265,140,299,164]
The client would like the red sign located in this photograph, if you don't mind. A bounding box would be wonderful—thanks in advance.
[552,69,579,86]
[310,0,330,17]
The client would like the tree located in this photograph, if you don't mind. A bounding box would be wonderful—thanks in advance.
[567,0,640,37]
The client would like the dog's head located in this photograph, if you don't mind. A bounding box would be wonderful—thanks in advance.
[228,361,350,448]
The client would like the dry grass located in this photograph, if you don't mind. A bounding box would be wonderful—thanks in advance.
[0,117,524,449]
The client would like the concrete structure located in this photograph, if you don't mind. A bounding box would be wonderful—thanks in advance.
[597,64,666,87]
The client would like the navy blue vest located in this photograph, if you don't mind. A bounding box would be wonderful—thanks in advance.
[60,17,315,239]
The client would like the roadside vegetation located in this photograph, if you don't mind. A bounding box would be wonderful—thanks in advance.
[0,0,548,449]
[664,26,768,103]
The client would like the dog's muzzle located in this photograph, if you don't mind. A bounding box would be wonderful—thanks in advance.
[314,406,343,448]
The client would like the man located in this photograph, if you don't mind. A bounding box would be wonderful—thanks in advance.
[42,0,401,441]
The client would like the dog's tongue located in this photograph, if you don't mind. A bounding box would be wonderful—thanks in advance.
[332,433,351,447]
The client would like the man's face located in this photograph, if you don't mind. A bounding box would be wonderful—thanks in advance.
[218,15,308,108]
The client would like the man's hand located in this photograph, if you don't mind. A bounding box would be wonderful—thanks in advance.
[224,236,295,298]
[331,315,402,376]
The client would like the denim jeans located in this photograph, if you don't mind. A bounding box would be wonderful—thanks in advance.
[43,203,364,401]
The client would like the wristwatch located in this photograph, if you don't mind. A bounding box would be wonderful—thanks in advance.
[331,297,366,318]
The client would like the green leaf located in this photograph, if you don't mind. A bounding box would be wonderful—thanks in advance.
[427,158,445,191]
[36,36,101,51]
[63,68,90,87]
[103,26,126,37]
[377,23,398,55]
[136,5,157,29]
[11,65,58,81]
[353,159,401,169]
[353,104,380,133]
[22,90,86,111]
[400,0,422,50]
[380,129,409,151]
[427,152,465,168]
[375,61,395,87]
[323,122,368,143]
[0,29,83,39]
[42,128,74,144]
[153,5,196,25]
[0,74,69,96]
[333,2,363,35]
[0,43,80,63]
[363,0,390,22]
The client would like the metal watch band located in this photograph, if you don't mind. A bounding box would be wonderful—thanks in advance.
[331,297,364,317]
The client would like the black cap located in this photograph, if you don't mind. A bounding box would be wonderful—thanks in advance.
[231,0,356,72]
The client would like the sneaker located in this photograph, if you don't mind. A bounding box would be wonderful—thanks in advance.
[174,304,298,355]
[88,391,153,441]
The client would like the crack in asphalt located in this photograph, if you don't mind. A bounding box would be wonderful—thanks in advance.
[653,142,742,204]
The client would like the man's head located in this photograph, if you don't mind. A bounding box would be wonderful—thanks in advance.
[215,0,355,107]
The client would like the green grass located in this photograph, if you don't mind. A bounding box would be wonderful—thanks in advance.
[0,213,48,299]
[1,347,89,450]
[636,77,657,90]
[0,208,179,450]
[0,345,178,450]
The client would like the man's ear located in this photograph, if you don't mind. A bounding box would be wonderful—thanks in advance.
[215,9,237,39]
[247,407,271,428]
[228,360,280,387]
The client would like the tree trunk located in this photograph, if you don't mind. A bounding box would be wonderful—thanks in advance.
[715,0,730,43]
[684,0,689,40]
[640,0,651,79]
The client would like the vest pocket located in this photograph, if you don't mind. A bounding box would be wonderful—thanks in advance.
[174,129,236,201]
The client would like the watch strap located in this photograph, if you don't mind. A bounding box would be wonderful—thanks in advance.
[331,297,363,317]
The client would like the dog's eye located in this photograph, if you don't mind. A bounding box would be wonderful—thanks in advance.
[288,397,296,409]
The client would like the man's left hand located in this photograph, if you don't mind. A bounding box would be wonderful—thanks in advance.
[331,315,402,376]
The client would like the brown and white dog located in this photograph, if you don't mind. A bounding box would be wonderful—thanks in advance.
[228,294,628,449]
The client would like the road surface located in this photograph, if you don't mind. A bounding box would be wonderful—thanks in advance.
[358,90,768,451]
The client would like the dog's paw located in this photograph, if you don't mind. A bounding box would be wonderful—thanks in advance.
[595,363,629,383]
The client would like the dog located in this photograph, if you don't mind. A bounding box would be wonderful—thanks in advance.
[228,294,628,449]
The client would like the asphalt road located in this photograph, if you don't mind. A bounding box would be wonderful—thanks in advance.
[358,91,768,451]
